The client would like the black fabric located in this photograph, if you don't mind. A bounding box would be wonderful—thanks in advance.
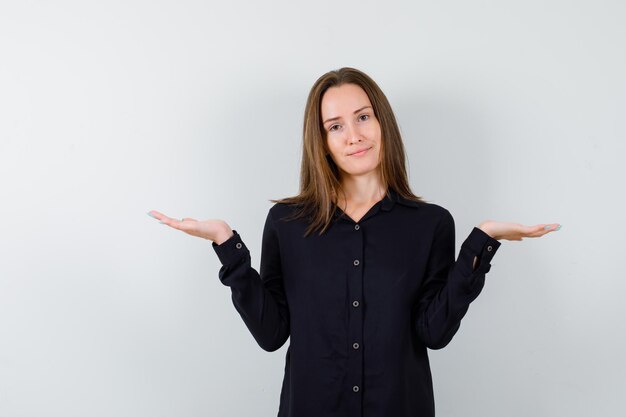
[212,188,501,417]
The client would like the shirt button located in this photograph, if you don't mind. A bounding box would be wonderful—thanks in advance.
[354,224,360,230]
[353,259,360,266]
[487,245,492,252]
[352,300,360,307]
[352,385,360,392]
[235,242,242,249]
[353,342,360,350]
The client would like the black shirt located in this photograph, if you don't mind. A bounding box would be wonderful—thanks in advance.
[212,188,501,417]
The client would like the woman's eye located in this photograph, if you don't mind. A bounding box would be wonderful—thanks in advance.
[329,124,340,132]
[359,114,370,121]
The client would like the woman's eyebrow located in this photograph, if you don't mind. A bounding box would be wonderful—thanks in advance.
[323,106,372,125]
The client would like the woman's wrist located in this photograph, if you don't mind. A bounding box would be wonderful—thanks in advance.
[213,228,234,245]
[478,221,496,239]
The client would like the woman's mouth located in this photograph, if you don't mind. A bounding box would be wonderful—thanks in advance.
[350,147,371,157]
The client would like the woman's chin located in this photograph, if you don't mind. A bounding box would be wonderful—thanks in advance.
[339,165,381,178]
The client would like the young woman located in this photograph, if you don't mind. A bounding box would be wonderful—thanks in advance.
[148,67,560,417]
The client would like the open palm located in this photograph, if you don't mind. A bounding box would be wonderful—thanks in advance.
[147,210,234,244]
[479,220,561,241]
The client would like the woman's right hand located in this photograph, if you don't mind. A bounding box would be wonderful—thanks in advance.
[147,210,234,245]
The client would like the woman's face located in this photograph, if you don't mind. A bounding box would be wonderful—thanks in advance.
[321,83,382,181]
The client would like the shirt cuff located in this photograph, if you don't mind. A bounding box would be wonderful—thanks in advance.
[458,227,502,277]
[211,230,249,266]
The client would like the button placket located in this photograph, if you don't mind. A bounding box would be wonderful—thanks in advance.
[346,222,364,412]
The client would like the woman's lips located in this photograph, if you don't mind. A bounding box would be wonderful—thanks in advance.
[349,147,371,157]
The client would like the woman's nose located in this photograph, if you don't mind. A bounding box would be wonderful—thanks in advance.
[345,123,362,143]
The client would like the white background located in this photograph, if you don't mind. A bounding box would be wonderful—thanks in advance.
[1,1,624,416]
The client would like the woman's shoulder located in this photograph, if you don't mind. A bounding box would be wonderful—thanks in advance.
[395,192,452,219]
[268,200,296,216]
[419,202,455,229]
[421,201,451,215]
[266,199,309,223]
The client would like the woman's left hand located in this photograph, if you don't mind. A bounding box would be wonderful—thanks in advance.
[478,221,561,241]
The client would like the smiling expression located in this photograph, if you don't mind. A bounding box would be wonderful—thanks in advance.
[321,83,382,180]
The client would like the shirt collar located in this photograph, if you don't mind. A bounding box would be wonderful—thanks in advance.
[381,188,422,211]
[380,188,396,211]
[332,187,421,221]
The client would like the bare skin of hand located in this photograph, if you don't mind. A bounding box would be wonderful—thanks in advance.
[472,220,561,270]
[147,210,234,245]
[478,220,561,241]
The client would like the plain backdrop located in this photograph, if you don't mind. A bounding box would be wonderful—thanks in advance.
[1,1,624,416]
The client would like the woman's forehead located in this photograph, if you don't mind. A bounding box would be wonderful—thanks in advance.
[321,84,372,117]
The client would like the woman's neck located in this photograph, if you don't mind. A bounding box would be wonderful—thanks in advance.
[336,175,386,208]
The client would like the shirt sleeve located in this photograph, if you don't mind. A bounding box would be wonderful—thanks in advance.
[211,210,290,352]
[414,209,501,349]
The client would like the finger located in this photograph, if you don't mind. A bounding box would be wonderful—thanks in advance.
[147,210,165,221]
[526,228,549,238]
[149,211,179,226]
[173,218,204,237]
[508,224,538,238]
[159,216,176,226]
[539,223,560,233]
[155,213,183,228]
[527,225,549,237]
[528,223,560,237]
[170,217,189,227]
[173,217,199,232]
[531,224,549,233]
[543,223,561,234]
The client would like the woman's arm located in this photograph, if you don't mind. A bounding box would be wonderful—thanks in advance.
[147,208,290,352]
[211,210,290,352]
[414,211,560,349]
[414,210,501,350]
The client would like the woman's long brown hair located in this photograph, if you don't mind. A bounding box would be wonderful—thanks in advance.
[271,67,426,237]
